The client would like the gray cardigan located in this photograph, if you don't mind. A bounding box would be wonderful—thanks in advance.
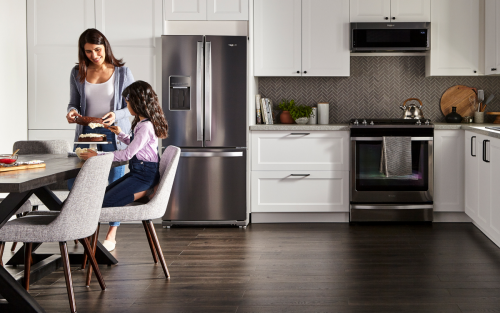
[67,65,134,150]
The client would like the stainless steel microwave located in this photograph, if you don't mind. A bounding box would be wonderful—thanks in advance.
[350,22,430,52]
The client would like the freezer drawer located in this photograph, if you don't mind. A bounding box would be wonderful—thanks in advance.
[164,148,247,221]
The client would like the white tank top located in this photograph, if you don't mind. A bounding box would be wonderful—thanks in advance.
[85,71,115,118]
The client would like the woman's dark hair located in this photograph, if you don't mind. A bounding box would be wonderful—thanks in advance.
[77,28,124,83]
[122,81,168,139]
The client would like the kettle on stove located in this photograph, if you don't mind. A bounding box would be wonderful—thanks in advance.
[400,98,425,119]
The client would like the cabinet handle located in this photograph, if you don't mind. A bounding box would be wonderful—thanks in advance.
[290,174,310,177]
[290,133,310,136]
[304,71,307,74]
[471,136,476,157]
[384,17,388,20]
[296,71,300,74]
[492,68,498,71]
[474,70,477,73]
[483,140,490,163]
[392,17,396,20]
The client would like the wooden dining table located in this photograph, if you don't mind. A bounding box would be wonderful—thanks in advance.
[0,154,127,312]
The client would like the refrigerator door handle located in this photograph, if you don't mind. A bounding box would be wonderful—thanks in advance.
[196,41,204,142]
[181,152,243,157]
[204,41,212,142]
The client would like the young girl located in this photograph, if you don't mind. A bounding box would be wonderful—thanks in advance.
[81,80,168,251]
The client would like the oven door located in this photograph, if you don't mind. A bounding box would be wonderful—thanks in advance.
[350,136,433,204]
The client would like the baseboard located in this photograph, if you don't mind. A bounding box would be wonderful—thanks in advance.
[251,212,349,223]
[433,212,472,222]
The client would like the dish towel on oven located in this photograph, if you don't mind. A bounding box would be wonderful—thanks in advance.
[380,136,412,177]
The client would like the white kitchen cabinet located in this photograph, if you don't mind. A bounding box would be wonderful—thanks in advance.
[302,0,350,76]
[426,0,482,76]
[95,0,163,91]
[465,131,500,248]
[350,0,391,22]
[434,130,465,212]
[164,0,207,20]
[165,0,248,21]
[350,0,429,22]
[207,0,249,20]
[27,0,95,130]
[254,0,302,76]
[251,170,349,213]
[464,131,479,219]
[486,0,500,75]
[390,0,430,22]
[251,131,349,171]
[254,0,349,77]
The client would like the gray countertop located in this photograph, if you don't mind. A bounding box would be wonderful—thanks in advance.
[249,124,349,131]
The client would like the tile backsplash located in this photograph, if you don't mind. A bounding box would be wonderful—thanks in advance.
[258,57,500,123]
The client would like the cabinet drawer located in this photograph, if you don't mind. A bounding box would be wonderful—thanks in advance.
[251,131,349,171]
[251,170,349,213]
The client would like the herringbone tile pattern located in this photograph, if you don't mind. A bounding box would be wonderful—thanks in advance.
[259,57,500,123]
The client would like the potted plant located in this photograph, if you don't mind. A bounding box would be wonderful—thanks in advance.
[290,104,313,124]
[278,99,296,124]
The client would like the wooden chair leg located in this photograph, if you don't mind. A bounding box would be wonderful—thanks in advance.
[59,242,76,313]
[142,220,158,264]
[80,237,106,290]
[84,224,100,285]
[24,243,32,290]
[0,241,5,267]
[146,220,169,278]
[80,235,92,270]
[74,240,78,245]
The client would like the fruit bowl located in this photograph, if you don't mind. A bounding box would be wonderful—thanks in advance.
[0,154,18,165]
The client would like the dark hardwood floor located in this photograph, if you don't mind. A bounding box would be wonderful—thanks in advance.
[3,222,500,312]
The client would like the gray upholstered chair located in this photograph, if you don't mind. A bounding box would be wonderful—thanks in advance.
[85,146,181,284]
[0,200,32,266]
[0,153,114,313]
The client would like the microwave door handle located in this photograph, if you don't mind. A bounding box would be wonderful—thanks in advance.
[196,41,204,142]
[204,41,212,142]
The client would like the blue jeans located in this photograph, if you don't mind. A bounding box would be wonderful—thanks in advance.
[103,155,160,227]
[68,126,126,225]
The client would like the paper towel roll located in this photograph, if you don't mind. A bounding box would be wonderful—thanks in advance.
[318,103,329,125]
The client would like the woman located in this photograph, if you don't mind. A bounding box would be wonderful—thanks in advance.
[66,28,134,251]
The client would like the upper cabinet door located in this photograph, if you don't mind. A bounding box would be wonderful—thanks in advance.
[426,0,481,76]
[350,0,391,22]
[486,0,500,75]
[164,0,207,20]
[254,0,302,76]
[390,0,430,22]
[95,0,163,91]
[207,0,249,20]
[27,0,95,130]
[302,0,349,76]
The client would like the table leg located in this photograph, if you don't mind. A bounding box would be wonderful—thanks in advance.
[0,191,33,229]
[33,187,62,211]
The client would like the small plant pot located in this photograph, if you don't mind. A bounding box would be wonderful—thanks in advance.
[295,117,309,124]
[280,111,294,124]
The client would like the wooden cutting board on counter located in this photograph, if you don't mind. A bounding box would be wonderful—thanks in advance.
[440,85,477,117]
[0,163,46,172]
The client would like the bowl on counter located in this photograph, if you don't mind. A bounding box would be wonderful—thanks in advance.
[295,117,309,125]
[0,154,18,165]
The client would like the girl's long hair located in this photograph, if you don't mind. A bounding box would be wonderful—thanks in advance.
[122,81,168,139]
[77,28,124,83]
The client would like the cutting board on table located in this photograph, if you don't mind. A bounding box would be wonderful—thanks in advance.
[440,85,478,118]
[0,163,46,172]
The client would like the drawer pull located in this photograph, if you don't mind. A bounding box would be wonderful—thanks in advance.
[289,133,310,136]
[290,174,310,177]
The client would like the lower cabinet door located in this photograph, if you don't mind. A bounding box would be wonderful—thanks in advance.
[251,171,349,213]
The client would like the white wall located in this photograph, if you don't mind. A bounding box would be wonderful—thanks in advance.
[0,0,28,153]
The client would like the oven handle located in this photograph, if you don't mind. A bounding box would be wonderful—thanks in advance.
[350,137,433,141]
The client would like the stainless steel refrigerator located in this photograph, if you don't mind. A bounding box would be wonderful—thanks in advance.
[161,35,247,227]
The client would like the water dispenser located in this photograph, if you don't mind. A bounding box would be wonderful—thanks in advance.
[169,76,191,111]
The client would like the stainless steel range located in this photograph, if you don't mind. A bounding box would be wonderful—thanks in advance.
[350,119,434,222]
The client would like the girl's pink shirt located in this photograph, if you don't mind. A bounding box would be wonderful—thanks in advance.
[113,119,159,162]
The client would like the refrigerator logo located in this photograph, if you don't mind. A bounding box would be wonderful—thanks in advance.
[228,44,237,47]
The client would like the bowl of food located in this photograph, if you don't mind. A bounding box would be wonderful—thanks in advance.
[75,148,97,161]
[0,154,18,165]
